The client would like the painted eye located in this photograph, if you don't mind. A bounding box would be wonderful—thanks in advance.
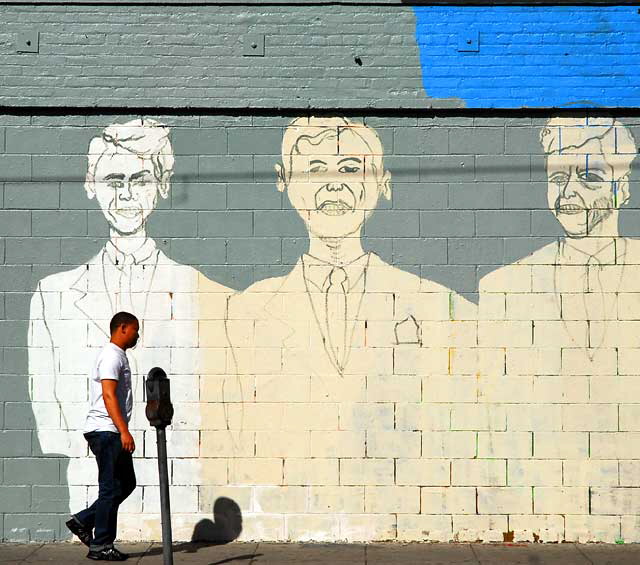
[339,165,360,174]
[109,180,124,189]
[549,174,568,186]
[309,166,327,174]
[579,172,605,183]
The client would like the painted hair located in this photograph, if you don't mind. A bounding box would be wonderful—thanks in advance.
[86,118,174,193]
[281,116,386,184]
[540,116,636,179]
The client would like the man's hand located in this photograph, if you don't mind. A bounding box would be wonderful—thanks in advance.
[120,430,136,453]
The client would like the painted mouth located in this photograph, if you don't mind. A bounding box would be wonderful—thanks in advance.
[314,183,357,216]
[556,204,583,215]
[115,208,141,219]
[318,200,353,216]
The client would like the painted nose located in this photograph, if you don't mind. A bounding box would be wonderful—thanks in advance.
[560,179,580,199]
[117,182,133,202]
[326,182,345,192]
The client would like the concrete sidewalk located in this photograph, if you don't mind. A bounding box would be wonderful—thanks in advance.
[2,542,640,564]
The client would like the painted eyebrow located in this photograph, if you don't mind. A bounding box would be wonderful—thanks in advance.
[130,170,152,181]
[309,159,327,166]
[104,173,125,180]
[577,165,606,174]
[338,157,362,164]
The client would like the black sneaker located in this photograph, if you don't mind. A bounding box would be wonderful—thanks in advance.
[65,517,92,547]
[87,547,129,561]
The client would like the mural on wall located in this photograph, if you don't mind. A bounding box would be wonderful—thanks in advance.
[224,116,472,373]
[480,117,638,369]
[20,114,640,543]
[27,119,230,518]
[218,118,474,528]
[474,117,639,542]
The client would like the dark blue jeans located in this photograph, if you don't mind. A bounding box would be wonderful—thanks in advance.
[75,431,137,550]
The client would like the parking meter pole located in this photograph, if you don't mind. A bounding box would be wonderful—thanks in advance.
[145,367,175,565]
[156,426,173,565]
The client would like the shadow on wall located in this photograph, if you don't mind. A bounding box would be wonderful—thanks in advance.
[192,497,243,544]
[120,498,244,559]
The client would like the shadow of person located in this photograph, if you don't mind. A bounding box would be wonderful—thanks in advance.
[192,497,243,544]
[129,497,244,558]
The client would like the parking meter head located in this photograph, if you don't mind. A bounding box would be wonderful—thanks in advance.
[145,367,174,427]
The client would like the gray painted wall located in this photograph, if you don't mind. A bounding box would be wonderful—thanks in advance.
[0,5,442,108]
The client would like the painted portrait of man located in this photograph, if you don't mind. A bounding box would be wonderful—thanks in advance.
[480,117,638,375]
[28,119,230,525]
[215,117,475,525]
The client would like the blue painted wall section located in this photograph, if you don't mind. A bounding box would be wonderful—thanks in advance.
[413,6,640,108]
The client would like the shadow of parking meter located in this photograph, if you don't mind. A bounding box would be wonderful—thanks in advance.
[145,367,174,565]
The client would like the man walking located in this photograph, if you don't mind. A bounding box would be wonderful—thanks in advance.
[66,312,139,561]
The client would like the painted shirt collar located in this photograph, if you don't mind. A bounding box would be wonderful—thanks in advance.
[104,238,158,268]
[301,252,370,293]
[558,237,625,266]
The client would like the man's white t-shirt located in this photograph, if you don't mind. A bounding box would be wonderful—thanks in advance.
[84,342,133,433]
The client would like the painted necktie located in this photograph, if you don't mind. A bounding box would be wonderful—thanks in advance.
[585,254,607,359]
[325,266,349,373]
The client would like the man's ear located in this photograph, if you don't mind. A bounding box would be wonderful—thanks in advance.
[158,172,172,199]
[84,172,96,200]
[380,169,391,201]
[616,175,631,207]
[275,163,287,193]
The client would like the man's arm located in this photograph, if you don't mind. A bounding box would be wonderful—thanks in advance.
[101,380,135,453]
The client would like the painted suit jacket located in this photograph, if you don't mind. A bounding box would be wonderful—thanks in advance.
[221,252,475,477]
[479,237,640,378]
[28,241,230,511]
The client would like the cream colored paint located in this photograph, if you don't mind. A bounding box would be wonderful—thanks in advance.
[27,116,640,543]
[477,117,639,543]
[217,118,474,542]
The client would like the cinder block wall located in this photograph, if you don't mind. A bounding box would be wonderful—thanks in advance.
[1,1,640,545]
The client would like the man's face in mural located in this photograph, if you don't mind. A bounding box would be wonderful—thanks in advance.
[546,146,621,239]
[279,128,390,240]
[90,152,163,236]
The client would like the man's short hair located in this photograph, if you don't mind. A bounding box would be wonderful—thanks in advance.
[110,312,138,334]
[87,118,175,193]
[281,116,386,184]
[540,116,637,179]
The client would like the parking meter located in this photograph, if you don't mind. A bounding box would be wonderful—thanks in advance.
[145,367,174,565]
[145,367,173,428]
